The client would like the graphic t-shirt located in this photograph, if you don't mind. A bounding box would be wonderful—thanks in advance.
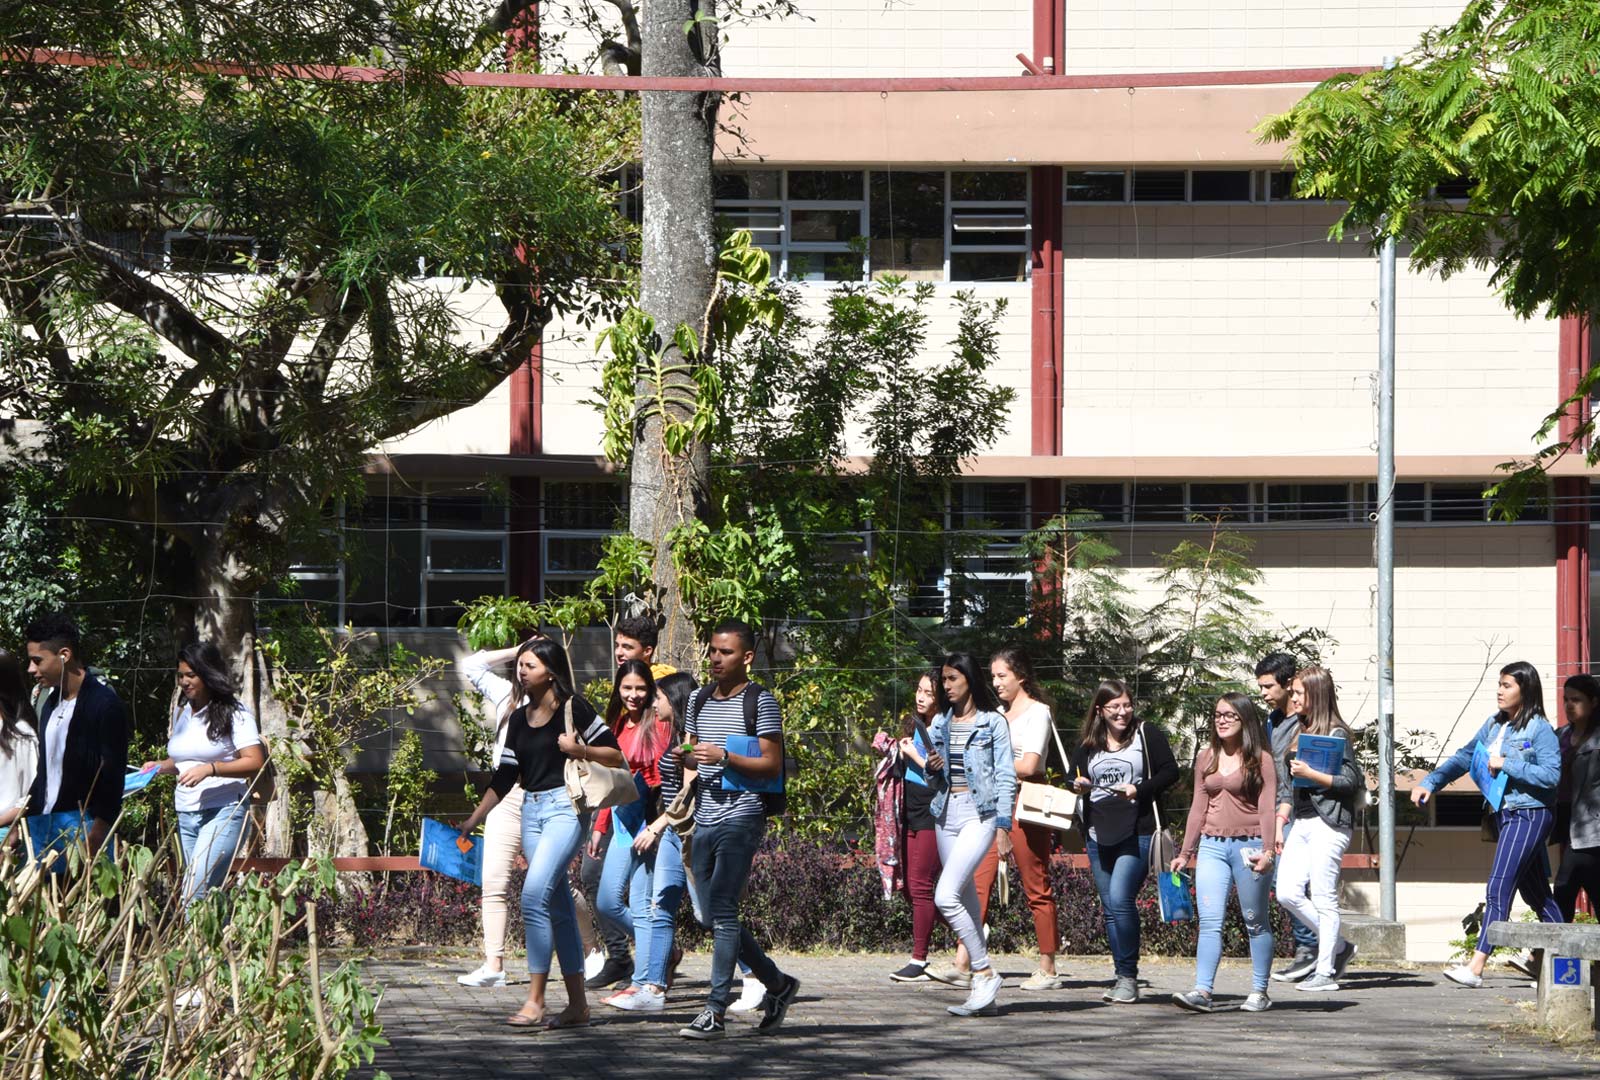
[1087,742,1145,842]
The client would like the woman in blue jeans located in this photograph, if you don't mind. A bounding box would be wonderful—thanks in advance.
[142,642,266,910]
[1412,660,1562,988]
[1170,692,1280,1012]
[604,670,698,1012]
[1069,679,1179,1004]
[459,636,623,1028]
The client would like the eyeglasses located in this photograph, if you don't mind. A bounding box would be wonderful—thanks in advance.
[1212,710,1241,722]
[1101,704,1134,715]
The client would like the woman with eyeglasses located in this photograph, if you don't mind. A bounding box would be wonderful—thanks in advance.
[1069,680,1180,1004]
[1170,693,1279,1013]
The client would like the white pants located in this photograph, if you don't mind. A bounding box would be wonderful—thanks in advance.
[1275,812,1352,977]
[935,792,998,972]
[480,784,524,961]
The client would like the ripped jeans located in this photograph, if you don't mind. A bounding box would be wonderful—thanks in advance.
[1193,835,1275,995]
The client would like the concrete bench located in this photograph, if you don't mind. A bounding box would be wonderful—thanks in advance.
[1481,921,1600,1038]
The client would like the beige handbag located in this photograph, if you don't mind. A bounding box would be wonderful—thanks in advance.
[562,698,640,814]
[1014,719,1079,833]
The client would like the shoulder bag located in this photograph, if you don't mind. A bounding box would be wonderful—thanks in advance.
[1015,713,1079,833]
[563,699,640,814]
[1138,723,1175,873]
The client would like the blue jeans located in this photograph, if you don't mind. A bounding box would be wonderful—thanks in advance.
[644,829,688,987]
[598,816,684,988]
[690,817,784,1013]
[1086,830,1152,978]
[1194,836,1275,994]
[1276,818,1320,952]
[177,799,251,908]
[519,788,590,976]
[685,840,751,979]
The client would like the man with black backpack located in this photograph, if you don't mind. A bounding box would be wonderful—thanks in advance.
[677,618,801,1040]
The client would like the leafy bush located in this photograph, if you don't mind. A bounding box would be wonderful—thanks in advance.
[0,842,383,1079]
[320,837,1291,959]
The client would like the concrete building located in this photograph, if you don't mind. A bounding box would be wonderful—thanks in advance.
[323,0,1591,961]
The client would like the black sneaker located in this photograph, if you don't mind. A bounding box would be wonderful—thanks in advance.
[679,1007,726,1040]
[1271,948,1317,983]
[585,956,633,990]
[1332,940,1359,978]
[756,974,801,1034]
[890,961,931,983]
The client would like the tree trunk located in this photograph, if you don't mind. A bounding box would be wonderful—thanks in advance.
[191,525,368,859]
[633,0,721,671]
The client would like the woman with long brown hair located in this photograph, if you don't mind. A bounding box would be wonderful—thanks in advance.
[1272,666,1363,992]
[0,648,39,836]
[1069,679,1180,1004]
[888,667,946,983]
[1171,692,1279,1012]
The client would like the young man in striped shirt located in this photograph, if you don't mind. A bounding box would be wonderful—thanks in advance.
[677,619,801,1040]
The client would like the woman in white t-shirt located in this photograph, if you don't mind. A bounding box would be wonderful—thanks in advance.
[0,649,40,838]
[942,646,1062,991]
[141,642,264,907]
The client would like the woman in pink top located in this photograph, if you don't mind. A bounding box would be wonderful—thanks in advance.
[1169,692,1279,1013]
[592,660,673,1008]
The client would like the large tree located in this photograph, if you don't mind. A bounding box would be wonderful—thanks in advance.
[0,1,635,850]
[1259,0,1600,508]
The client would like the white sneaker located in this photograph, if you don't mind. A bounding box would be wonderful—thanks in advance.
[1241,991,1272,1012]
[947,970,1003,1017]
[729,976,767,1013]
[584,949,607,980]
[1442,965,1483,988]
[456,964,507,988]
[612,986,665,1011]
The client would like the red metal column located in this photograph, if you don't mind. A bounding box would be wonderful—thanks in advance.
[1556,317,1592,683]
[1027,0,1065,640]
[507,3,543,603]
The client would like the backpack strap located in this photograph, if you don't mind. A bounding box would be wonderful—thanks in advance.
[744,682,767,737]
[690,686,715,735]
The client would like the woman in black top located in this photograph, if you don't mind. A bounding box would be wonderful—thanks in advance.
[889,668,946,983]
[1069,679,1180,1004]
[460,636,622,1029]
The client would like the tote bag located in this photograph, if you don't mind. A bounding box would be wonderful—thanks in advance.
[1015,720,1079,833]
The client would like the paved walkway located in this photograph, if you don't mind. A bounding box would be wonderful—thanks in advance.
[358,953,1594,1079]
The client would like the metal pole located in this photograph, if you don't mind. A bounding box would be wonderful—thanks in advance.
[1376,132,1398,920]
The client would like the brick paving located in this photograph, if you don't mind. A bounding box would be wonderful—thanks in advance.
[358,952,1594,1079]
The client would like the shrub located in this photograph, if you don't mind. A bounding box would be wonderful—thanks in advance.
[322,837,1292,958]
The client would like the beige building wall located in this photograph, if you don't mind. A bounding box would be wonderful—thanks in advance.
[1063,0,1466,74]
[379,282,514,457]
[1061,204,1559,460]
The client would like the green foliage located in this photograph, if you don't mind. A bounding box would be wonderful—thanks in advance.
[1258,0,1600,515]
[263,626,442,853]
[0,842,382,1078]
[380,731,434,857]
[454,596,542,652]
[0,0,637,663]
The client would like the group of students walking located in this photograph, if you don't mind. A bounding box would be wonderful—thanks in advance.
[5,606,1600,1029]
[451,617,799,1039]
[876,648,1600,1015]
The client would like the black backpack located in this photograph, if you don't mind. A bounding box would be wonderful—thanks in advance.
[690,681,788,817]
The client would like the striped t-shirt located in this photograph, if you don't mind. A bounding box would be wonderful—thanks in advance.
[686,685,783,826]
[946,717,976,788]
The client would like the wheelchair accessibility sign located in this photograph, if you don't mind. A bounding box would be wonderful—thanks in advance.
[1552,957,1582,986]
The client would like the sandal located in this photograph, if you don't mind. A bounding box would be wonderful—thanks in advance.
[545,1010,592,1030]
[506,1008,545,1027]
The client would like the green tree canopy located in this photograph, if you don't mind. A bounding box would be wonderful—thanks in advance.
[1260,0,1600,509]
[0,1,636,654]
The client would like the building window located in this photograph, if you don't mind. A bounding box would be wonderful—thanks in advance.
[1266,170,1327,202]
[1066,169,1262,205]
[1262,484,1355,523]
[542,480,626,599]
[713,169,1030,285]
[1131,170,1187,203]
[1065,170,1127,202]
[870,171,945,281]
[1190,170,1253,202]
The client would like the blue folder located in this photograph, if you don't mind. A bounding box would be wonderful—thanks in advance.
[123,766,159,795]
[720,735,784,793]
[1293,734,1347,788]
[1469,741,1509,810]
[420,817,483,887]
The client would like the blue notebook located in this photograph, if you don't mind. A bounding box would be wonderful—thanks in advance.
[1469,741,1509,810]
[420,817,483,887]
[1293,734,1347,788]
[123,765,159,795]
[720,735,784,793]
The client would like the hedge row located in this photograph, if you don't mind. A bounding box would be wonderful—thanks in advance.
[319,838,1295,959]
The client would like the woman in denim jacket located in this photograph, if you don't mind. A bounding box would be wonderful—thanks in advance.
[925,652,1015,1018]
[1412,661,1562,988]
